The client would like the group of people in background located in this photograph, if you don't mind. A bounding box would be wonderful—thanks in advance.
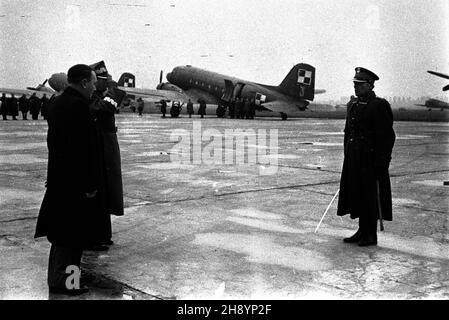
[225,97,256,119]
[0,92,54,121]
[157,96,256,119]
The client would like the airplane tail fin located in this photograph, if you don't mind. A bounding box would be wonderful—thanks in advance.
[279,63,315,101]
[118,72,136,88]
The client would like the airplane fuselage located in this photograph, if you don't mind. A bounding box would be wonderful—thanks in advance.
[166,65,307,109]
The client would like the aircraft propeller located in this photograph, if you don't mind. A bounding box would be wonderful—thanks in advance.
[160,70,163,84]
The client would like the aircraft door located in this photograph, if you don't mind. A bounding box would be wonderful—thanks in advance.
[222,80,234,102]
[233,82,245,99]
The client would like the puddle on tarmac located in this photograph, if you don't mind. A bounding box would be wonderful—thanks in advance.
[227,216,306,234]
[301,221,449,261]
[393,198,421,206]
[312,142,342,147]
[264,154,300,159]
[412,180,447,187]
[193,233,331,271]
[396,135,430,140]
[0,188,43,204]
[1,142,47,151]
[118,140,143,144]
[137,163,195,170]
[0,132,46,136]
[229,208,283,220]
[0,154,47,164]
[301,132,344,136]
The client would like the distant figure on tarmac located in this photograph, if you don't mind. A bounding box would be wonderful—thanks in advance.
[41,94,49,120]
[9,94,18,120]
[198,98,206,118]
[243,98,250,119]
[160,99,167,118]
[187,99,194,118]
[337,67,395,247]
[29,93,41,120]
[235,97,243,119]
[1,93,7,120]
[228,98,235,119]
[19,94,29,120]
[137,98,144,116]
[249,98,256,119]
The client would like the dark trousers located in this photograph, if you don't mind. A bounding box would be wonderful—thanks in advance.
[2,114,7,120]
[47,244,83,289]
[359,206,378,236]
[22,112,28,120]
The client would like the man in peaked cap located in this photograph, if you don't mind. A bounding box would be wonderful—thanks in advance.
[336,67,395,246]
[87,61,124,251]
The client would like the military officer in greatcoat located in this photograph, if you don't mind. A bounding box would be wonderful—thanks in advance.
[337,67,395,246]
[87,61,125,250]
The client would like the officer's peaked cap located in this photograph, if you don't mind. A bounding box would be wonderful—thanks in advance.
[353,67,379,83]
[89,60,111,80]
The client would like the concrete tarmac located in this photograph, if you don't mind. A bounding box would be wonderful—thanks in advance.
[0,114,448,300]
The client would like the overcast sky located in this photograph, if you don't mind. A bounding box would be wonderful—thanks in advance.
[0,0,448,100]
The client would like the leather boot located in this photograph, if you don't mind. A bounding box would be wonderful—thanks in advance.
[343,228,363,243]
[358,231,377,246]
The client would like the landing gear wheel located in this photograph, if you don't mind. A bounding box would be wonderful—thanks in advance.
[280,112,288,120]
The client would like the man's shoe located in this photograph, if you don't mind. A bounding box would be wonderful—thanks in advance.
[49,285,89,296]
[358,235,377,247]
[343,229,363,243]
[103,239,114,246]
[84,244,109,251]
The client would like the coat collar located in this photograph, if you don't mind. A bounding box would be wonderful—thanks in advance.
[357,91,376,103]
[63,86,90,103]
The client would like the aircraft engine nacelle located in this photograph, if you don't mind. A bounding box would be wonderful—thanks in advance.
[48,73,68,92]
[156,82,183,93]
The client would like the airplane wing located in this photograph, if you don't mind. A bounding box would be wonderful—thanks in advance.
[0,87,56,99]
[118,86,189,103]
[260,100,310,114]
[118,86,221,105]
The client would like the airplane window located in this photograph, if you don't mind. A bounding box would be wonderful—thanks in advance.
[195,81,198,85]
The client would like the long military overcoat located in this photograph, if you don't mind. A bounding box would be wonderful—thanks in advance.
[90,91,124,217]
[337,92,395,221]
[35,87,108,247]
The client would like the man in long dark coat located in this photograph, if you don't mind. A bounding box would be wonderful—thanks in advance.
[9,94,19,120]
[88,61,124,249]
[29,93,41,120]
[186,99,194,118]
[1,93,7,120]
[160,99,167,118]
[35,64,105,295]
[337,67,395,246]
[19,94,29,120]
[137,97,144,116]
[198,98,206,118]
[41,94,49,120]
